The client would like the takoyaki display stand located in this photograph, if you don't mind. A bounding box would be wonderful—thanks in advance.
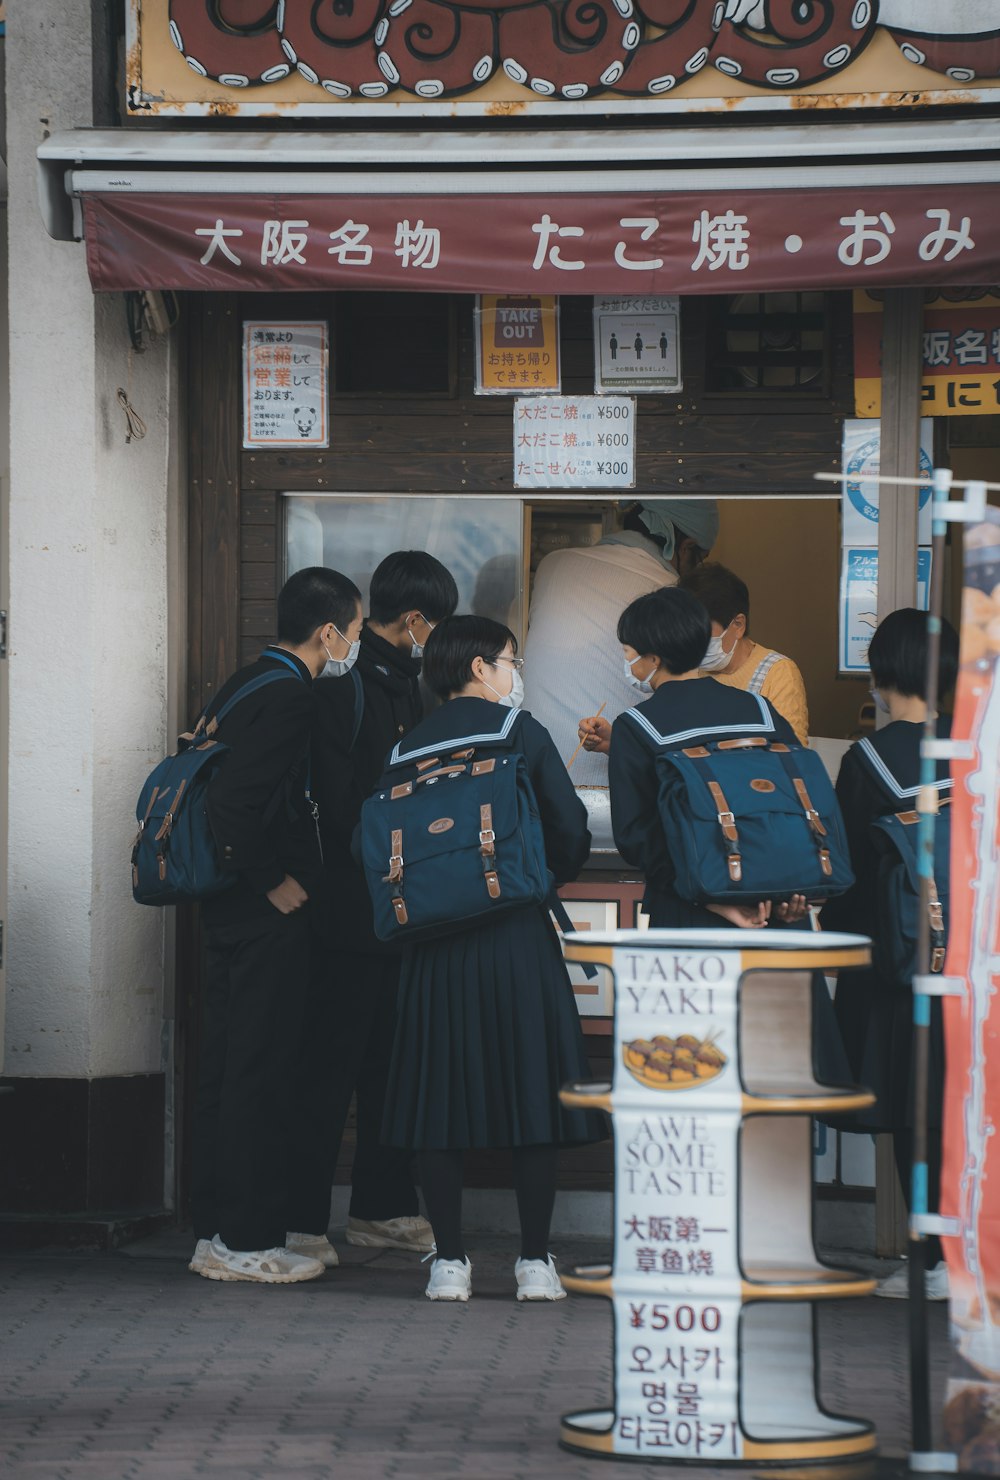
[557,928,877,1466]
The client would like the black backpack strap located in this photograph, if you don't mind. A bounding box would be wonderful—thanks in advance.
[550,893,598,980]
[349,666,365,751]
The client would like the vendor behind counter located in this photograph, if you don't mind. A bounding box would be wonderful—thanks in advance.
[521,499,720,784]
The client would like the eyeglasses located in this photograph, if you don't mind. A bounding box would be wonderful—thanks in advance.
[493,656,525,671]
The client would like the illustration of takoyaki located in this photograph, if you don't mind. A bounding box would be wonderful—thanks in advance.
[622,1033,727,1091]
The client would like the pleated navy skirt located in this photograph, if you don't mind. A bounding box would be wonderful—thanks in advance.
[381,905,606,1151]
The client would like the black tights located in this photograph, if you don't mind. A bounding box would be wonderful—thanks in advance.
[894,1128,943,1267]
[417,1145,558,1262]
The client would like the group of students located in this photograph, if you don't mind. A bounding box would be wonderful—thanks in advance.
[188,531,955,1304]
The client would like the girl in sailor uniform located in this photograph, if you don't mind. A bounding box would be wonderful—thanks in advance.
[822,609,958,1300]
[375,615,604,1304]
[596,586,807,930]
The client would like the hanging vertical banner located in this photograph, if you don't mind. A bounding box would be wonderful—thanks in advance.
[593,296,682,394]
[475,295,560,396]
[242,320,329,448]
[941,509,1000,1470]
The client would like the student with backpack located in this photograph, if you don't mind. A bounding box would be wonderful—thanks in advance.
[187,566,363,1285]
[604,587,846,929]
[362,615,604,1303]
[286,552,459,1267]
[822,609,959,1301]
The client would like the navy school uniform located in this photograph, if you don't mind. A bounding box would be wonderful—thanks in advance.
[375,697,606,1151]
[608,677,849,1086]
[822,716,951,1132]
[608,678,799,928]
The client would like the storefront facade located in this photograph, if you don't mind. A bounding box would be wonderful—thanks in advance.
[2,0,1000,1242]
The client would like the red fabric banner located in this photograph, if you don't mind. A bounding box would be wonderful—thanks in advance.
[82,183,1000,294]
[941,511,1000,1468]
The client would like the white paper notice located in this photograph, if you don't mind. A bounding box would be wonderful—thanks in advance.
[593,296,682,394]
[243,321,329,449]
[513,396,635,490]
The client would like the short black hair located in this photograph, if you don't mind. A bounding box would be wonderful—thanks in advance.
[368,550,459,626]
[422,614,517,699]
[868,608,959,702]
[617,587,712,675]
[277,566,362,645]
[680,563,750,631]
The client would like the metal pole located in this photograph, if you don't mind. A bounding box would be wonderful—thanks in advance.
[908,465,952,1456]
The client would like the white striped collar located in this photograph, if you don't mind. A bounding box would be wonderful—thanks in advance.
[626,692,776,746]
[856,736,952,801]
[390,706,521,765]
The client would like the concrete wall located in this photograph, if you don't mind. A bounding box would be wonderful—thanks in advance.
[3,0,177,1081]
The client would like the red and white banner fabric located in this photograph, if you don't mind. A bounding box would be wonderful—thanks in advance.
[941,508,1000,1470]
[81,184,1000,294]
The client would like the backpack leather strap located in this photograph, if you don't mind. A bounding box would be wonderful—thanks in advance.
[703,774,743,883]
[385,826,407,923]
[480,803,501,899]
[772,750,833,877]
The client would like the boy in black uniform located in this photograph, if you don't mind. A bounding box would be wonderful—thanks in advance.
[287,551,458,1263]
[189,566,363,1285]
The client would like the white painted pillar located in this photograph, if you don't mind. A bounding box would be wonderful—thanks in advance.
[3,2,177,1152]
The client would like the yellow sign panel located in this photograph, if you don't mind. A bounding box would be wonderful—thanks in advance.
[854,289,1000,418]
[476,296,560,396]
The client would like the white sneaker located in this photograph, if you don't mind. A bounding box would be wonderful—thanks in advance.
[346,1215,435,1253]
[926,1261,950,1301]
[188,1237,213,1274]
[515,1254,567,1302]
[196,1234,325,1284]
[875,1259,949,1301]
[286,1232,340,1267]
[424,1255,472,1301]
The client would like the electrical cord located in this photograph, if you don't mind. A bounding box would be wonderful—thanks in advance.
[117,387,147,444]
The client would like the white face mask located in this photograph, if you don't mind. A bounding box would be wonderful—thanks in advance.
[408,614,435,660]
[870,687,891,716]
[483,661,524,710]
[700,623,737,673]
[624,654,658,694]
[322,623,360,678]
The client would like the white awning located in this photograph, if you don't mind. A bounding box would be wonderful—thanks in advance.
[38,118,1000,240]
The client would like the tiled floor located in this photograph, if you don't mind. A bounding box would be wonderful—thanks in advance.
[0,1233,947,1479]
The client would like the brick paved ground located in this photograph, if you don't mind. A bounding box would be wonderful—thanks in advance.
[0,1233,947,1479]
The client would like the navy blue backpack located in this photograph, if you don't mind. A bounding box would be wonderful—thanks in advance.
[132,661,364,907]
[858,738,952,981]
[629,695,854,904]
[359,708,550,944]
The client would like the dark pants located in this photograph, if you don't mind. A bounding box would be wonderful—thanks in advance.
[287,949,418,1235]
[191,909,311,1252]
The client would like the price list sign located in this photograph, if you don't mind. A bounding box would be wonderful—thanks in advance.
[513,395,636,490]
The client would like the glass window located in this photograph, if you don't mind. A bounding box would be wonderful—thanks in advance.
[707,291,828,393]
[284,494,524,637]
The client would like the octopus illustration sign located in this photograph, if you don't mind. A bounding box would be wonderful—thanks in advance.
[939,507,1000,1471]
[127,1,1000,116]
[558,927,876,1465]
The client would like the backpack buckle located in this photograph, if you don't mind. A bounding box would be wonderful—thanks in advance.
[717,810,735,827]
[479,829,496,852]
